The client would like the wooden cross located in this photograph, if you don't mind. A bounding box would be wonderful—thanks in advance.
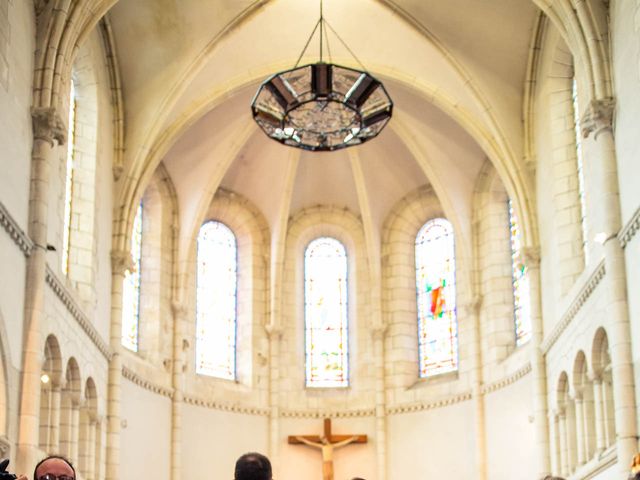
[288,418,367,480]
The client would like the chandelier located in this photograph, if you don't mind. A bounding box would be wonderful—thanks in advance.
[250,2,393,152]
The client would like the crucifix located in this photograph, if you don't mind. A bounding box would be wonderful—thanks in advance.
[288,418,367,480]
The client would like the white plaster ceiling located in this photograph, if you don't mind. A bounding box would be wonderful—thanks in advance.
[107,0,538,253]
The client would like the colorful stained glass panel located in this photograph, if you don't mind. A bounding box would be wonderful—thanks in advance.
[305,237,349,388]
[415,218,458,377]
[121,203,143,351]
[509,200,532,345]
[196,221,237,380]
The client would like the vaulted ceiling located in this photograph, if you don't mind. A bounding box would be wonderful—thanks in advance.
[107,0,539,256]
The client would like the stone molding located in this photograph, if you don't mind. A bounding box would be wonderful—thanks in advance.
[619,205,640,249]
[122,365,174,398]
[280,408,375,419]
[0,200,33,256]
[45,264,112,360]
[183,395,269,416]
[541,260,606,354]
[386,392,472,415]
[481,363,532,394]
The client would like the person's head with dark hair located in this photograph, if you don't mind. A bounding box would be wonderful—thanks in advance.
[234,452,272,480]
[33,455,75,480]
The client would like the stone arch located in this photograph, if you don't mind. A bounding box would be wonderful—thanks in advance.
[472,160,521,363]
[39,335,63,452]
[60,32,102,306]
[133,164,179,364]
[381,185,471,398]
[185,188,270,390]
[281,205,374,407]
[532,19,589,300]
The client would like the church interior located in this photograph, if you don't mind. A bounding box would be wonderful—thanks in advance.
[1,1,640,479]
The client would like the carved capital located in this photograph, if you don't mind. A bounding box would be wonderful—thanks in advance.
[171,301,188,320]
[265,323,283,338]
[112,164,124,182]
[110,249,133,275]
[0,435,9,460]
[522,246,541,267]
[581,97,615,139]
[460,296,482,316]
[31,106,66,146]
[372,322,388,339]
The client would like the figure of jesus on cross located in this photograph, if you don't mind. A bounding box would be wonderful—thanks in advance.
[288,418,367,480]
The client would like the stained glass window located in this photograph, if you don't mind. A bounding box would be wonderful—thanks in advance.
[509,200,531,345]
[121,203,143,352]
[304,237,349,388]
[61,80,76,275]
[415,219,458,377]
[196,221,237,379]
[572,77,589,264]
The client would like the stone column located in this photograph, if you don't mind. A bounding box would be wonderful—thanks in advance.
[16,107,66,474]
[574,396,586,465]
[106,250,131,480]
[170,302,188,480]
[582,99,638,473]
[87,419,96,480]
[463,297,486,480]
[548,410,559,474]
[50,385,61,452]
[523,247,550,477]
[558,412,569,477]
[592,377,605,453]
[372,325,387,480]
[266,325,281,478]
[70,400,80,464]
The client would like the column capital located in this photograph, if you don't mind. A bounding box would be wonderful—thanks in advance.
[171,301,188,320]
[460,296,482,316]
[31,106,66,146]
[581,97,615,140]
[372,323,388,340]
[110,249,133,275]
[522,246,541,267]
[265,323,283,338]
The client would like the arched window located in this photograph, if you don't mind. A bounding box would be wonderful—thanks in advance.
[508,200,531,345]
[121,203,143,351]
[415,218,457,377]
[304,237,349,388]
[61,79,76,275]
[572,77,588,264]
[196,221,237,379]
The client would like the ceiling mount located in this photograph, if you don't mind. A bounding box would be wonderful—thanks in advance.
[250,0,393,152]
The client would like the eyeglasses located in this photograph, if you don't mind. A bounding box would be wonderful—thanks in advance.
[37,475,75,480]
